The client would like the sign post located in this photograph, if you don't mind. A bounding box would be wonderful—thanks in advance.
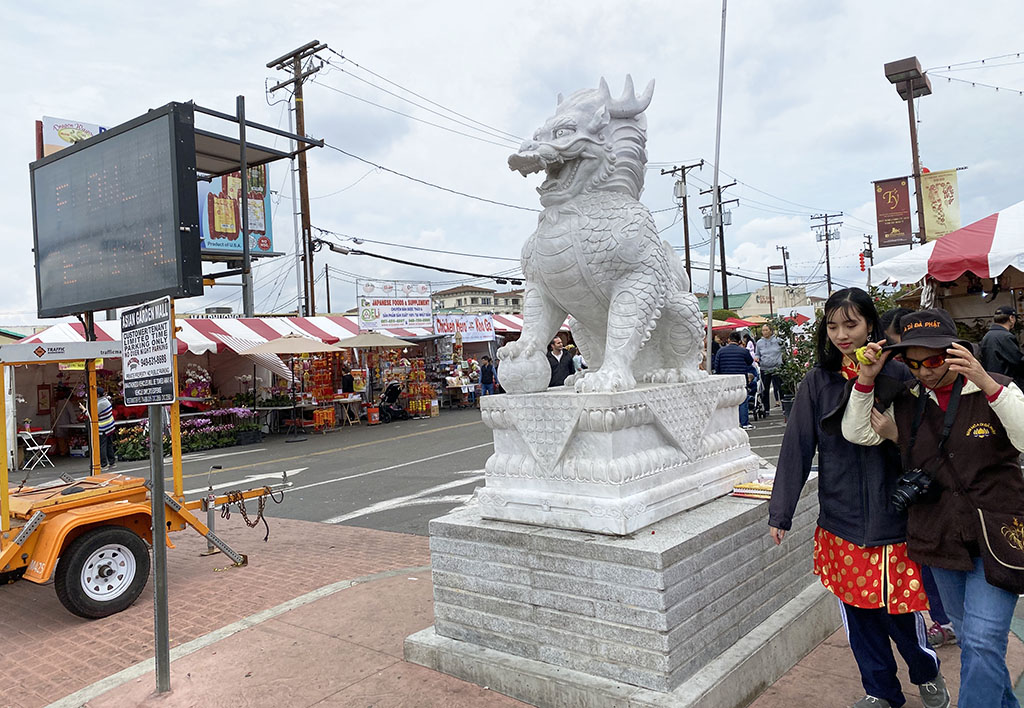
[120,296,175,693]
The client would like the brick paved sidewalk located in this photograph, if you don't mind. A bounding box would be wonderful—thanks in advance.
[0,516,430,708]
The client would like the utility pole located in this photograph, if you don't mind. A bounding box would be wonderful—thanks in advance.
[661,160,703,282]
[700,182,737,309]
[325,263,331,313]
[775,245,790,285]
[862,234,875,288]
[811,212,843,294]
[268,40,326,315]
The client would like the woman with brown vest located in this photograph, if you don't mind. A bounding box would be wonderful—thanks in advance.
[845,308,1024,708]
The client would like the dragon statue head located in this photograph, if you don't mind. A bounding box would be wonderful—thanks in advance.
[509,75,653,208]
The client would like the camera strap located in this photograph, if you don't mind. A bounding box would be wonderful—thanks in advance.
[906,374,964,468]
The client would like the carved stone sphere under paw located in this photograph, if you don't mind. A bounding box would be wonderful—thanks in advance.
[496,347,551,394]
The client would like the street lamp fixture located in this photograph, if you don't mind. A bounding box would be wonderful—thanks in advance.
[884,56,932,243]
[767,265,785,318]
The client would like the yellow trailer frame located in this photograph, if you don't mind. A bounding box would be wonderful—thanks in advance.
[0,341,287,617]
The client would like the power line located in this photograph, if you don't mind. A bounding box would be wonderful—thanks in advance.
[926,72,1024,96]
[312,225,520,262]
[322,142,539,212]
[924,52,1024,72]
[315,56,520,146]
[312,77,518,149]
[320,47,523,142]
[315,239,524,284]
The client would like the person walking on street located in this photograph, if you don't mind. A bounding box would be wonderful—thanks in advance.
[480,356,497,395]
[770,289,948,708]
[844,308,1024,708]
[547,336,575,388]
[980,305,1024,389]
[756,324,784,411]
[713,331,756,429]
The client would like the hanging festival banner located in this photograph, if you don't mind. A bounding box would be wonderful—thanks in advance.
[920,169,961,241]
[873,177,913,247]
[433,314,495,342]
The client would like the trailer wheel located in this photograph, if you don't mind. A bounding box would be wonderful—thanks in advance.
[54,526,150,619]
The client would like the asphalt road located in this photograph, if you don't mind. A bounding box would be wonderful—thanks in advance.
[31,405,790,537]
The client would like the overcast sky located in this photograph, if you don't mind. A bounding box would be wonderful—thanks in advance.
[2,1,1022,325]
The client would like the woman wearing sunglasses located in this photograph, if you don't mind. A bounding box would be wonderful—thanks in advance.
[769,289,948,708]
[844,308,1024,708]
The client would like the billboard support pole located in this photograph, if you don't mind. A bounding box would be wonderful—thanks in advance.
[238,96,255,318]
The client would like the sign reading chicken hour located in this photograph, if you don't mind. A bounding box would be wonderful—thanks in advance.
[30,102,203,318]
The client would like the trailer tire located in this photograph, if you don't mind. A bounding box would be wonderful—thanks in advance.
[54,526,150,619]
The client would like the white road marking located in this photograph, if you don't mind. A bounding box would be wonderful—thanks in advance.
[323,476,483,524]
[288,442,493,495]
[183,467,307,496]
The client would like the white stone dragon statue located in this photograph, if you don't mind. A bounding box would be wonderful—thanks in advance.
[497,76,706,393]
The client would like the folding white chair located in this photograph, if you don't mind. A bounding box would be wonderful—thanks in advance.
[19,431,54,470]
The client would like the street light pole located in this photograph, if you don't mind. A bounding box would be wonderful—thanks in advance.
[884,56,932,245]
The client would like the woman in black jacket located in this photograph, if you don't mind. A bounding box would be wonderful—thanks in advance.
[768,288,948,708]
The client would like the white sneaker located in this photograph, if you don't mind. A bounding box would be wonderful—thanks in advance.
[742,424,756,430]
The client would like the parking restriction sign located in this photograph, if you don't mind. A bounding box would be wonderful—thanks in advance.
[120,296,175,405]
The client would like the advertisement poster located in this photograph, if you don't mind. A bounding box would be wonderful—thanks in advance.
[40,116,108,157]
[433,314,495,342]
[873,177,914,247]
[121,297,175,406]
[920,169,961,241]
[197,165,277,257]
[357,280,431,298]
[358,297,433,331]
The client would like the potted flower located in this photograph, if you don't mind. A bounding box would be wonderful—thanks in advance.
[231,407,263,446]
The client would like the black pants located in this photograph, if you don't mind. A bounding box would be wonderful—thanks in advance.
[840,602,940,706]
[99,432,116,467]
[761,369,782,409]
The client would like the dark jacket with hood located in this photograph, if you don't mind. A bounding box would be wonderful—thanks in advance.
[768,359,913,546]
[980,323,1024,388]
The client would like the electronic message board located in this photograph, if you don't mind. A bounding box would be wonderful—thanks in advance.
[30,102,203,318]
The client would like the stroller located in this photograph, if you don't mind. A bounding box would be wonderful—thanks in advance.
[748,364,767,421]
[378,381,411,424]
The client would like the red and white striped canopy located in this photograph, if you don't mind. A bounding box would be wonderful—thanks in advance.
[22,314,528,356]
[873,200,1024,284]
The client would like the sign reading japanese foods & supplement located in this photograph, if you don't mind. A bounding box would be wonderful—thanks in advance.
[121,297,175,406]
[358,297,433,331]
[433,315,495,342]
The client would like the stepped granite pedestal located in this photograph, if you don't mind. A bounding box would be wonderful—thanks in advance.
[406,475,836,707]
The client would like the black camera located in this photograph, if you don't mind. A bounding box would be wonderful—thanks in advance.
[890,468,934,512]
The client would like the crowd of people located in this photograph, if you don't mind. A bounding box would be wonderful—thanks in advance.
[710,323,786,431]
[768,289,1024,708]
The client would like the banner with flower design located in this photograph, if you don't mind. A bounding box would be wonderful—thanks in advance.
[921,169,961,242]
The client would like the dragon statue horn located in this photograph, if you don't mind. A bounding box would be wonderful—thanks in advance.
[600,74,655,119]
[557,92,564,106]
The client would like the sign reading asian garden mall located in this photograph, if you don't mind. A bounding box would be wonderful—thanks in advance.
[120,296,175,406]
[873,177,913,247]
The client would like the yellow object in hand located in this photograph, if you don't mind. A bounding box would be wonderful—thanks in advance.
[855,346,873,365]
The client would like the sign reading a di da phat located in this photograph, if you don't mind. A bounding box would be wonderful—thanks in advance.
[121,296,175,406]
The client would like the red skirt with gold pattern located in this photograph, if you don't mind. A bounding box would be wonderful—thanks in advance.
[813,526,929,613]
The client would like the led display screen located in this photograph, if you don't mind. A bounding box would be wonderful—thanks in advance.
[30,102,203,318]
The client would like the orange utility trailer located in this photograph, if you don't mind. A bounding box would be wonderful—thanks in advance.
[0,340,288,618]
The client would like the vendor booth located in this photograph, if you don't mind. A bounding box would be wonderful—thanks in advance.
[873,199,1024,327]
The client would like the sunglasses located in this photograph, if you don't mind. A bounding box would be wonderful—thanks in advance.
[897,353,947,371]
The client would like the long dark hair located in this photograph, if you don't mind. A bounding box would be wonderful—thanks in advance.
[815,288,882,371]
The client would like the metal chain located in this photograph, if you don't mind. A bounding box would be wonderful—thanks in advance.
[220,486,284,541]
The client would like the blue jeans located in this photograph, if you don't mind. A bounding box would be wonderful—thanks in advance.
[930,557,1020,708]
[921,565,950,626]
[738,399,750,427]
[481,383,495,395]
